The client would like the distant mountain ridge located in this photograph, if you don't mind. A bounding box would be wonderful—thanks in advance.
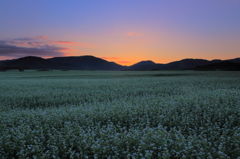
[0,56,240,71]
[126,58,240,71]
[0,56,126,71]
[195,60,240,71]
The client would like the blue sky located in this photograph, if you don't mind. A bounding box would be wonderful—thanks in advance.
[0,0,239,65]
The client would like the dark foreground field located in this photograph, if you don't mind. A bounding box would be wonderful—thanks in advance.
[0,71,240,158]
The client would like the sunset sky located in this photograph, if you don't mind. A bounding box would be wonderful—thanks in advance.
[0,0,240,66]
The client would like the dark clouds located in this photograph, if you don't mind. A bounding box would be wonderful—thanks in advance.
[5,41,44,46]
[13,36,48,41]
[0,40,66,58]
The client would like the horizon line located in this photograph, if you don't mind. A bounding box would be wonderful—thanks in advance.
[1,55,239,66]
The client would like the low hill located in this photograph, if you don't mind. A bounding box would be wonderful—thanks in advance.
[226,58,240,63]
[0,56,126,71]
[125,58,240,71]
[125,59,214,70]
[164,59,213,69]
[195,61,240,71]
[125,60,159,70]
[0,56,75,70]
[48,56,125,70]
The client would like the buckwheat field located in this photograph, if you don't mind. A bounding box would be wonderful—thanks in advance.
[0,71,239,159]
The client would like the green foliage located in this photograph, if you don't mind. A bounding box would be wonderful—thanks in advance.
[0,71,240,158]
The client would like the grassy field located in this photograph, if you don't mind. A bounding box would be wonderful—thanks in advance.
[0,71,240,158]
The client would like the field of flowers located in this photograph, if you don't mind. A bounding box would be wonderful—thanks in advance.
[0,70,239,158]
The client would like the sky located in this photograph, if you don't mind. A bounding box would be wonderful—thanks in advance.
[0,0,240,66]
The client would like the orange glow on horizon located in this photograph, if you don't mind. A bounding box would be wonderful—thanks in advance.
[101,57,119,60]
[63,53,72,56]
[1,30,239,66]
[99,56,134,66]
[116,61,131,65]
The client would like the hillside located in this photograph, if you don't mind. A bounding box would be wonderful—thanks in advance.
[48,56,125,70]
[125,58,240,71]
[0,56,126,71]
[125,60,159,70]
[0,56,239,71]
[195,61,240,71]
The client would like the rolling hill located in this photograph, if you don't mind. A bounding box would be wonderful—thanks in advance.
[0,56,239,71]
[195,61,240,71]
[126,58,240,71]
[0,56,126,71]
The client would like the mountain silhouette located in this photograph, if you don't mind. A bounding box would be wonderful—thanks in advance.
[226,58,240,63]
[195,61,240,71]
[48,56,125,70]
[0,56,75,70]
[131,60,156,67]
[125,60,158,70]
[125,58,240,71]
[164,59,214,69]
[0,56,126,71]
[0,56,239,71]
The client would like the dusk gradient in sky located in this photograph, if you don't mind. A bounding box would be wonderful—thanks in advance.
[0,0,240,65]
